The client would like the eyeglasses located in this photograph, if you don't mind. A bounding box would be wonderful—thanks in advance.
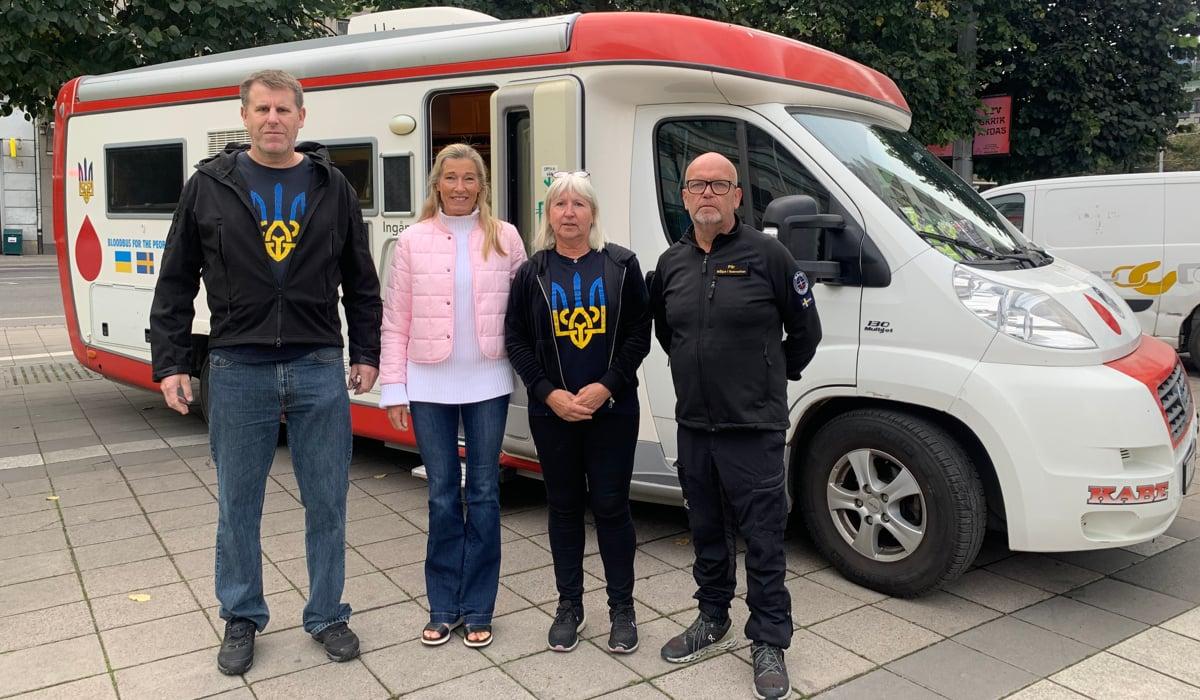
[685,179,736,195]
[552,170,590,179]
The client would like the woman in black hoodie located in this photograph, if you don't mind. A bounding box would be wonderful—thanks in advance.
[504,172,652,656]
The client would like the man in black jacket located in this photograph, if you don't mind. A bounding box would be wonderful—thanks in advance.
[651,152,821,700]
[150,70,381,675]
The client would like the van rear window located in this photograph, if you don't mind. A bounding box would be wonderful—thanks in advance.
[105,142,184,216]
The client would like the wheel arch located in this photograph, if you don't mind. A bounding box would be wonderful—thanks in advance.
[789,396,1007,535]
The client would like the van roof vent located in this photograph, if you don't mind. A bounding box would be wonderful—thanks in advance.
[208,128,249,156]
[346,7,498,34]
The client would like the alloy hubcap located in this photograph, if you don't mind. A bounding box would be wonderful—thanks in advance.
[826,448,927,562]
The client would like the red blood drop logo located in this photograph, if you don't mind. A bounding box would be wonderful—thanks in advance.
[75,215,102,281]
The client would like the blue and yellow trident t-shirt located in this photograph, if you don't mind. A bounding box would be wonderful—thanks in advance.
[531,250,636,416]
[236,152,314,286]
[217,152,318,364]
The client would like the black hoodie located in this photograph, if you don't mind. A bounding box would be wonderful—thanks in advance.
[150,143,382,381]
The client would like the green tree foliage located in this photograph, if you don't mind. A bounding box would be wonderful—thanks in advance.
[975,0,1197,181]
[0,0,360,120]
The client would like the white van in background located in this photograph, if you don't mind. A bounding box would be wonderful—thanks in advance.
[984,172,1200,363]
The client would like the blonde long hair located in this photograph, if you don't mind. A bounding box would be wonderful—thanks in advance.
[532,173,606,252]
[419,143,507,259]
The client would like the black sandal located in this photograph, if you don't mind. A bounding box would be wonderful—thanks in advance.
[463,624,493,648]
[420,618,463,646]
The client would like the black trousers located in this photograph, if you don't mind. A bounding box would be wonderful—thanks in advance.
[677,426,792,648]
[529,411,639,607]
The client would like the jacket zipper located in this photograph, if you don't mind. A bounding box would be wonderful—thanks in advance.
[605,264,627,410]
[698,251,714,428]
[535,271,569,389]
[276,183,328,347]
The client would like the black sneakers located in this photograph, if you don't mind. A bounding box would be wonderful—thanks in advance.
[607,604,638,654]
[217,618,256,675]
[548,600,586,652]
[751,643,791,699]
[312,621,360,662]
[660,611,735,663]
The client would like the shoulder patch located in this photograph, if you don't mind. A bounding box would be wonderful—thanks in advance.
[793,270,810,296]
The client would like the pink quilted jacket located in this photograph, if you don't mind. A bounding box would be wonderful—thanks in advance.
[379,217,526,385]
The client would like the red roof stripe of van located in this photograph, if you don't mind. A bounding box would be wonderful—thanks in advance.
[1106,335,1191,447]
[68,13,908,115]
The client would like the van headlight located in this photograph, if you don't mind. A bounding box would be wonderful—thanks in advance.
[953,266,1096,349]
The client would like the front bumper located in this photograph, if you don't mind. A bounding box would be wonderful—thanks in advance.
[951,336,1197,551]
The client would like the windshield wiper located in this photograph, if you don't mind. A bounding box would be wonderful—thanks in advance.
[915,231,1048,268]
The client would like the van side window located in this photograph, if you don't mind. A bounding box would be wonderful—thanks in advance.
[105,142,184,215]
[326,142,375,213]
[988,193,1025,232]
[654,119,830,243]
[746,124,829,228]
[655,120,739,242]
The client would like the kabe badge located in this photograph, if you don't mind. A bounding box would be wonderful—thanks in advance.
[1086,482,1168,505]
[793,270,810,296]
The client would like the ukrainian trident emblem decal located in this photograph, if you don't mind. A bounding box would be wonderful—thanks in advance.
[551,272,606,349]
[77,159,94,204]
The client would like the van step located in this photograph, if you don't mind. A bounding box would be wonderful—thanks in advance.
[412,463,467,489]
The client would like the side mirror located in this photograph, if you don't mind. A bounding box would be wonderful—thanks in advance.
[763,195,844,282]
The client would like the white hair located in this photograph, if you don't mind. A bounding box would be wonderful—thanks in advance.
[532,173,606,252]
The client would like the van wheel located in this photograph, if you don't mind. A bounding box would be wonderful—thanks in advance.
[799,409,986,597]
[196,358,211,425]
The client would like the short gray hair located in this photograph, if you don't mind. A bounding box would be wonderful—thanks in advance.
[532,173,606,252]
[240,69,304,109]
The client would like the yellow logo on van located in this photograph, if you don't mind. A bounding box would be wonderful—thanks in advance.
[1111,261,1177,296]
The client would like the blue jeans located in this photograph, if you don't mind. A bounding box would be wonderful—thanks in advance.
[410,395,508,626]
[208,347,352,635]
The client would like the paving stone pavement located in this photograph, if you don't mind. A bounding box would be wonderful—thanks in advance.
[1,371,1199,699]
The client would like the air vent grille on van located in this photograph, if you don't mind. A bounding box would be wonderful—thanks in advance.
[208,129,249,156]
[1157,361,1195,445]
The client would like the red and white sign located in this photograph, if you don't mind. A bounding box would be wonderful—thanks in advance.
[927,94,1012,158]
[975,95,1011,155]
[1086,482,1169,506]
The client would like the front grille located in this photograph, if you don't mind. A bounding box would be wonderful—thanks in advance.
[1157,361,1195,444]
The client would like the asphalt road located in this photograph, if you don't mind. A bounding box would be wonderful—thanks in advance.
[0,256,64,327]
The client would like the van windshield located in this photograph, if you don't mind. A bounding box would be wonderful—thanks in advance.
[792,111,1045,266]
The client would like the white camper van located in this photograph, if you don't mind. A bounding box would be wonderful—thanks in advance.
[984,172,1200,364]
[53,9,1196,596]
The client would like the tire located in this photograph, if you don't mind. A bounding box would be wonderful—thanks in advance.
[798,409,986,597]
[1188,311,1200,371]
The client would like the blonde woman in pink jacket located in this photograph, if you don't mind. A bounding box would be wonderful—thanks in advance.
[379,143,526,648]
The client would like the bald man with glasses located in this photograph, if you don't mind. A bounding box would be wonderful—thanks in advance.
[649,152,822,700]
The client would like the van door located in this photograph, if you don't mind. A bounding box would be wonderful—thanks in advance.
[631,104,861,467]
[491,77,583,459]
[1034,181,1165,333]
[1161,178,1200,346]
